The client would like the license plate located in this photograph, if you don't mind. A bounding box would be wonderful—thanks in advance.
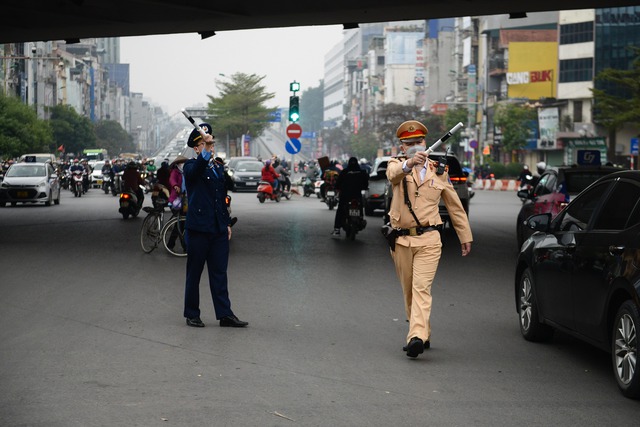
[96,179,103,185]
[349,209,360,216]
[327,191,335,197]
[121,201,129,207]
[17,191,28,198]
[246,182,257,186]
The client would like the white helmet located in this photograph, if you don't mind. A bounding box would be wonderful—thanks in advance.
[536,161,546,172]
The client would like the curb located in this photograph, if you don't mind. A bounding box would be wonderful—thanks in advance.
[473,179,521,191]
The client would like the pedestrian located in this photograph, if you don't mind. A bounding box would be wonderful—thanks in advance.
[386,120,472,358]
[182,123,248,328]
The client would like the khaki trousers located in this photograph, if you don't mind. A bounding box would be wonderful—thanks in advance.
[391,233,442,343]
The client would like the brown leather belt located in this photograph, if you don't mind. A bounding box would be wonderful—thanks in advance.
[396,225,442,236]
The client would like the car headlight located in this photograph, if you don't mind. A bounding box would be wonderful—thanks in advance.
[38,180,47,188]
[227,170,234,177]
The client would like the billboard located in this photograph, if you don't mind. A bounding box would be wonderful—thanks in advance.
[507,42,558,100]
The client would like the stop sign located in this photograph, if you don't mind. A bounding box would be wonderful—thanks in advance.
[286,123,302,139]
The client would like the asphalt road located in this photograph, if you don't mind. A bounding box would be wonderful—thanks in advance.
[1,185,638,426]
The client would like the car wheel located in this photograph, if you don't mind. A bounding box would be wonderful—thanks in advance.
[0,202,5,207]
[45,191,52,206]
[54,189,60,205]
[612,300,640,398]
[518,267,554,342]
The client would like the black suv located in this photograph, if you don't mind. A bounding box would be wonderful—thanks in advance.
[383,152,470,228]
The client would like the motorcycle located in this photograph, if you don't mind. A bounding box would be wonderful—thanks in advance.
[324,184,338,210]
[302,177,315,197]
[518,174,534,203]
[341,195,367,240]
[257,181,285,203]
[71,170,84,197]
[118,187,142,219]
[102,173,117,195]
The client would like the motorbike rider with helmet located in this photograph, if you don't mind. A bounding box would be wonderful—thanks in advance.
[332,157,369,236]
[101,160,116,194]
[122,161,145,208]
[273,159,291,193]
[261,159,280,194]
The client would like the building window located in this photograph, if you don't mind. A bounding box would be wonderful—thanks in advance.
[560,21,594,44]
[573,100,583,123]
[559,58,593,83]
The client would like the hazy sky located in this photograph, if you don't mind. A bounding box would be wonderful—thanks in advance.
[120,25,345,116]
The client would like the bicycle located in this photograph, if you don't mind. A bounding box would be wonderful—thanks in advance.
[140,192,187,257]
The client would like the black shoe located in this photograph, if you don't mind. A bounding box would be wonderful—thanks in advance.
[403,339,431,351]
[219,315,248,328]
[186,317,205,327]
[405,337,424,358]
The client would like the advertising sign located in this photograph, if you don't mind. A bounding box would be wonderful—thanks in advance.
[507,42,558,100]
[538,107,559,150]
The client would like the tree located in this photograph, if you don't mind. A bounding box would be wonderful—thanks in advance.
[206,73,276,143]
[0,93,53,159]
[591,46,640,159]
[48,104,96,157]
[493,103,537,153]
[348,128,379,160]
[95,120,136,156]
[444,107,469,146]
[373,103,443,148]
[300,80,324,132]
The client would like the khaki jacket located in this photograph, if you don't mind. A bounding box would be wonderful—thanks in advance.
[386,157,473,247]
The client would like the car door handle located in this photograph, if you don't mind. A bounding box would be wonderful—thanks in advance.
[609,245,625,256]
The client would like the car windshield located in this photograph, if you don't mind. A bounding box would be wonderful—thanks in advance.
[564,170,617,194]
[7,165,46,177]
[235,161,263,172]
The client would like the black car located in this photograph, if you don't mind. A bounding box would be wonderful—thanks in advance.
[228,160,263,191]
[515,170,640,398]
[383,152,470,227]
[516,165,622,249]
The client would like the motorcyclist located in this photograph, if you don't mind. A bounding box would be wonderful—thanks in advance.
[332,157,369,236]
[518,165,532,190]
[81,159,91,192]
[261,159,280,193]
[122,161,145,208]
[320,160,340,201]
[273,159,291,192]
[530,161,547,187]
[101,160,116,194]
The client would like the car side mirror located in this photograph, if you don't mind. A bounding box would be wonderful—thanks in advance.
[525,213,552,232]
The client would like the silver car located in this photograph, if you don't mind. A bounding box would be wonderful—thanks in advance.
[0,162,61,207]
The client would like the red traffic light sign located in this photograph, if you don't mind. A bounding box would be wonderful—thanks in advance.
[286,123,302,139]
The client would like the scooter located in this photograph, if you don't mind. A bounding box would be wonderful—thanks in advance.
[118,187,142,219]
[341,196,367,240]
[302,177,315,197]
[518,174,534,203]
[102,173,117,196]
[71,170,84,197]
[257,181,283,203]
[324,184,338,210]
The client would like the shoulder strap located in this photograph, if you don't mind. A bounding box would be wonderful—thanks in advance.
[402,177,422,227]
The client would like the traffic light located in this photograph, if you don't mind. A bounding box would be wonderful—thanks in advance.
[289,95,300,122]
[290,81,300,92]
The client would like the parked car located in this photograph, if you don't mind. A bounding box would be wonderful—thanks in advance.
[228,160,263,191]
[516,164,623,248]
[0,161,61,207]
[515,170,640,398]
[364,157,390,216]
[383,152,470,227]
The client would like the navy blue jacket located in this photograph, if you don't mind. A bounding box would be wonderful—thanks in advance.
[183,153,230,234]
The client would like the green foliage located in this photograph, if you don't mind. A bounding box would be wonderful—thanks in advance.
[444,107,468,146]
[48,104,96,157]
[299,81,324,132]
[0,93,53,159]
[374,103,443,146]
[493,103,537,152]
[348,129,379,160]
[94,120,136,156]
[591,46,640,130]
[206,73,276,142]
[489,162,506,178]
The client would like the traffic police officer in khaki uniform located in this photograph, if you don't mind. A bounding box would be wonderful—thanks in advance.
[386,120,472,358]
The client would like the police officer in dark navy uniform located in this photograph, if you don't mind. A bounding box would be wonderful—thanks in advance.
[182,123,248,328]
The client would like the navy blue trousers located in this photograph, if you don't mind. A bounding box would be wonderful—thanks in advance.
[183,229,234,320]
